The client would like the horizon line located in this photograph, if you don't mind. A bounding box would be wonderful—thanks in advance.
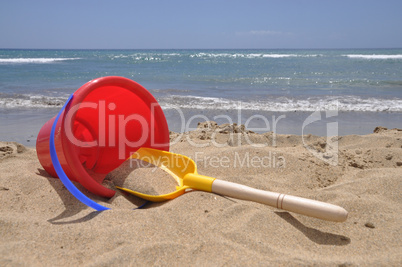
[1,47,402,51]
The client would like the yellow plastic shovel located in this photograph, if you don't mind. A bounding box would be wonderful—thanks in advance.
[117,148,348,222]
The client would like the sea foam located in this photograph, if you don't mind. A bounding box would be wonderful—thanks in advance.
[1,93,401,112]
[0,95,67,108]
[190,53,322,59]
[159,95,402,112]
[0,58,80,64]
[344,54,402,60]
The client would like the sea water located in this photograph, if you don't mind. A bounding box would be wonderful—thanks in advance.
[0,49,401,145]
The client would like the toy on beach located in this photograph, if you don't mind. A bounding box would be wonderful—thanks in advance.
[36,76,170,209]
[117,147,348,222]
[37,76,348,221]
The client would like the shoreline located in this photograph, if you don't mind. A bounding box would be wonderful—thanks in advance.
[1,106,401,147]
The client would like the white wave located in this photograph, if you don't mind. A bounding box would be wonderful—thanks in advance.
[262,54,321,58]
[344,54,402,60]
[2,93,401,112]
[189,53,321,59]
[0,95,67,108]
[112,53,180,60]
[133,56,161,61]
[262,54,295,58]
[0,58,80,64]
[112,55,129,59]
[159,95,402,112]
[111,52,321,60]
[161,53,181,56]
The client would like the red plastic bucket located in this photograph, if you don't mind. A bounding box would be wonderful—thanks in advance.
[36,76,170,198]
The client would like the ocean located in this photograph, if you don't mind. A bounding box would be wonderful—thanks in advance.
[1,49,401,146]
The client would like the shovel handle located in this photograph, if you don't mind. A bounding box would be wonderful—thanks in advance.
[211,179,348,222]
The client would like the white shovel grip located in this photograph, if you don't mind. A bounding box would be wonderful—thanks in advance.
[211,179,348,222]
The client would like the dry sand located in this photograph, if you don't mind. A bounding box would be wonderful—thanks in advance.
[0,122,401,266]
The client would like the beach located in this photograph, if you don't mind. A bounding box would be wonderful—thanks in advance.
[1,122,401,266]
[1,0,402,262]
[1,48,401,265]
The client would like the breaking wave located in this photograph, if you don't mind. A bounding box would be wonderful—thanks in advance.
[0,58,80,64]
[159,95,402,112]
[1,93,401,112]
[344,54,402,60]
[0,94,67,108]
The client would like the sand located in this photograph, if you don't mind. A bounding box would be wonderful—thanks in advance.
[0,122,401,266]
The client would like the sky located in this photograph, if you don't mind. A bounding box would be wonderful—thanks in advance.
[1,0,402,49]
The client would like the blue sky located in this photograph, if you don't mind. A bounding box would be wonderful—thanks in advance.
[1,0,402,49]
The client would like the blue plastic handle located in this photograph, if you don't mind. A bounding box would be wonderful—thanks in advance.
[49,94,110,211]
[49,94,148,211]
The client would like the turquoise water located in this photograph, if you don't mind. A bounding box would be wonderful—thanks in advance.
[0,49,401,145]
[1,49,401,111]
